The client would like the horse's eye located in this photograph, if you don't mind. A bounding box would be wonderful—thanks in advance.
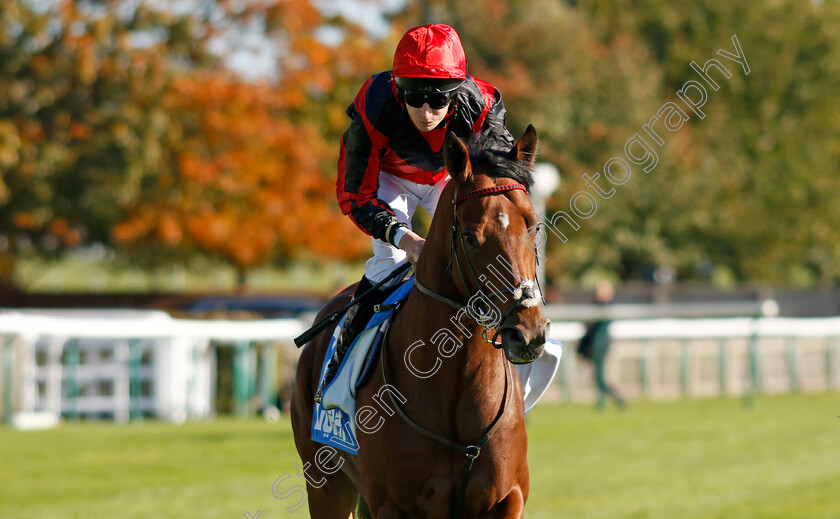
[463,231,479,248]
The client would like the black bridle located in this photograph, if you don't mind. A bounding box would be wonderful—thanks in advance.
[414,182,544,347]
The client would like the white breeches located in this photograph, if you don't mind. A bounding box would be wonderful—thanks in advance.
[364,171,451,285]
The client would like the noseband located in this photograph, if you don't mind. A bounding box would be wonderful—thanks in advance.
[414,182,544,346]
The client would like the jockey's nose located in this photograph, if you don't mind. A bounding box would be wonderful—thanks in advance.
[421,103,437,115]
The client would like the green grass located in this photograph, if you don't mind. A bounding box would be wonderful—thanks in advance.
[526,394,840,519]
[1,394,838,518]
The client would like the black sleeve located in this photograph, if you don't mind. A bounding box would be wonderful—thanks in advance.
[338,105,407,246]
[341,110,375,195]
[349,199,408,246]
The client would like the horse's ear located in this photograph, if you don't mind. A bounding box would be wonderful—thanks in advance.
[508,124,538,168]
[445,132,472,183]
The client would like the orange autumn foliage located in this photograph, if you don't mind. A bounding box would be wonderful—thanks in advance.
[113,72,368,270]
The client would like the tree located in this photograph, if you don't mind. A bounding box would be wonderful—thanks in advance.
[407,0,840,287]
[112,72,370,286]
[112,0,389,287]
[1,0,391,289]
[0,1,213,278]
[578,0,840,286]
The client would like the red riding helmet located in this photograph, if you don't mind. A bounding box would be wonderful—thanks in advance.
[392,24,466,93]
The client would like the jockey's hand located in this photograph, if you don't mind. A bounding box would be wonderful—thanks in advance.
[398,230,425,265]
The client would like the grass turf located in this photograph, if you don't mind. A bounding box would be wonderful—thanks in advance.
[1,393,838,518]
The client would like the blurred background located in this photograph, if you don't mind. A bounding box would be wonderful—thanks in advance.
[1,1,838,518]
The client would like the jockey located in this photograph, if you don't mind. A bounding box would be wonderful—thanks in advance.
[315,24,515,403]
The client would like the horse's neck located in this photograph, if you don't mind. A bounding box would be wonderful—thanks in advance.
[389,291,506,418]
[389,195,506,402]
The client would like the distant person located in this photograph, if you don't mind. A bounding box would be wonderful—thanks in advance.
[578,281,625,409]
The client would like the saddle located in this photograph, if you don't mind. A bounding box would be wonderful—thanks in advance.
[311,278,414,454]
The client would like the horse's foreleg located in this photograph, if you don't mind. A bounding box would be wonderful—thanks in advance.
[303,474,358,519]
[290,350,357,518]
[487,487,525,519]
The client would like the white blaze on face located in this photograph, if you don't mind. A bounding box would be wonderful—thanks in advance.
[497,210,510,229]
[512,279,541,308]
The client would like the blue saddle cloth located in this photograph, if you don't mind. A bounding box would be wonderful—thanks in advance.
[311,277,414,455]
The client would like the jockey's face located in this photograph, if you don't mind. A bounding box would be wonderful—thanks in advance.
[406,101,450,132]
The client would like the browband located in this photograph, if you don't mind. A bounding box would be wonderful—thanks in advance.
[453,184,527,205]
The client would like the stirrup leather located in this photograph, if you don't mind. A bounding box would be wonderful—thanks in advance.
[314,304,363,404]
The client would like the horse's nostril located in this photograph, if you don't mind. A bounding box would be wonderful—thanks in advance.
[501,327,527,348]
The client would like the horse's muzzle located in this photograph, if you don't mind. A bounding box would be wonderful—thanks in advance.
[500,318,549,364]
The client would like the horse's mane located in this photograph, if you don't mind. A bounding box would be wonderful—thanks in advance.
[466,132,535,190]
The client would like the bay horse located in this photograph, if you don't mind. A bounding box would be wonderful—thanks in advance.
[291,125,549,518]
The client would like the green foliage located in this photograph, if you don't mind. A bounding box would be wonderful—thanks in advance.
[583,0,840,286]
[417,0,840,287]
[554,0,840,286]
[2,0,839,289]
[0,1,214,260]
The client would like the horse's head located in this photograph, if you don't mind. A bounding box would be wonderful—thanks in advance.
[439,125,550,364]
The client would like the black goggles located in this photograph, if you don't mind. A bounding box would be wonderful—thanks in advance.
[399,88,454,110]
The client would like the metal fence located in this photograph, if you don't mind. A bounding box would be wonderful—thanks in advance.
[3,310,838,427]
[0,310,303,427]
[547,317,840,403]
